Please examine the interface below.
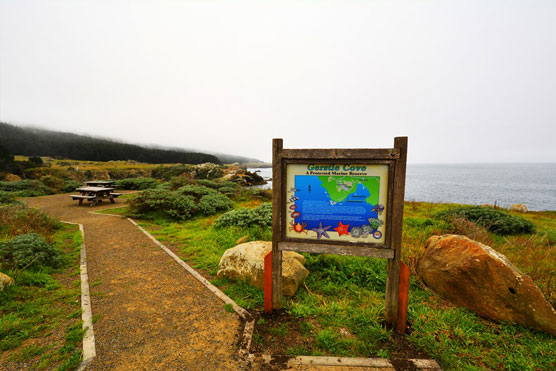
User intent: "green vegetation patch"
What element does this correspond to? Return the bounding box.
[0,233,66,271]
[115,177,159,190]
[433,206,536,235]
[0,223,84,369]
[0,204,60,240]
[214,203,272,228]
[0,180,54,197]
[128,185,233,221]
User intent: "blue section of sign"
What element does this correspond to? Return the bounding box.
[292,175,378,231]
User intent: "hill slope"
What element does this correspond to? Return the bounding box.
[0,122,226,164]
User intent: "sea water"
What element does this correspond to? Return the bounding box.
[249,163,556,211]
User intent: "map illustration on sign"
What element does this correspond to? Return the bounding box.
[285,164,389,244]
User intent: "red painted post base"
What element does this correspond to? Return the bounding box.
[264,251,273,313]
[396,261,410,334]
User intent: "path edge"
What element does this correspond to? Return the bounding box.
[61,221,96,370]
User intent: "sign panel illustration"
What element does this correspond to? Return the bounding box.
[285,163,389,244]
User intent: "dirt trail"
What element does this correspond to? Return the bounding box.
[25,195,241,370]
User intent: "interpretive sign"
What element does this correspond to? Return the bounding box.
[285,163,389,244]
[269,137,408,327]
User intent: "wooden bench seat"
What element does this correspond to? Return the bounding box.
[70,195,96,200]
[109,193,123,197]
[70,194,97,206]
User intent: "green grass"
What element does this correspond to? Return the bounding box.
[0,223,85,369]
[135,200,556,370]
[95,206,128,216]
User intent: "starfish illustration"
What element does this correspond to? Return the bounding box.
[312,222,331,240]
[334,221,350,236]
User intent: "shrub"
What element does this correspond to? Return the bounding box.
[218,186,239,197]
[177,185,218,197]
[115,177,158,190]
[62,180,82,193]
[151,165,195,180]
[128,189,197,220]
[0,191,20,205]
[197,193,234,215]
[28,156,43,166]
[0,180,54,197]
[128,186,233,220]
[195,179,220,189]
[248,188,272,201]
[0,233,65,270]
[433,206,536,235]
[40,175,64,191]
[214,203,272,228]
[167,175,195,190]
[0,204,59,238]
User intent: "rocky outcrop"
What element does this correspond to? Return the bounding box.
[0,272,14,291]
[193,163,223,180]
[417,235,556,336]
[217,241,309,297]
[223,168,266,187]
[510,204,528,213]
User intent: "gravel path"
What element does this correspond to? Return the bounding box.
[25,195,241,370]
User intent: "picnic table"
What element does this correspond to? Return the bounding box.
[85,180,116,187]
[70,186,123,206]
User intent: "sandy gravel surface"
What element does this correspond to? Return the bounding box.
[25,194,241,370]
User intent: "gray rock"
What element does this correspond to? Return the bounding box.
[217,241,308,297]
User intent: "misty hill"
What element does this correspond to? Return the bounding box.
[0,123,259,164]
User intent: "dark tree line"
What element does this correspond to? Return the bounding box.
[0,122,221,164]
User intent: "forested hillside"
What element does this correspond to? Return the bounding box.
[0,122,220,164]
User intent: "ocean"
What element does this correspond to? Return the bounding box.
[249,163,556,211]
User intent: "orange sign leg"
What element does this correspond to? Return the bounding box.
[264,251,273,313]
[396,261,410,334]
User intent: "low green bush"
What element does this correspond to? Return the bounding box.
[218,186,239,197]
[195,179,220,189]
[176,185,217,197]
[0,204,59,238]
[433,206,535,235]
[198,193,234,215]
[214,203,272,228]
[62,180,82,193]
[0,180,54,197]
[167,175,195,190]
[128,185,233,220]
[248,188,272,201]
[0,233,65,271]
[115,177,158,190]
[39,175,64,190]
[0,191,20,205]
[151,165,195,180]
[128,189,197,220]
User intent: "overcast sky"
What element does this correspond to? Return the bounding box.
[1,0,555,163]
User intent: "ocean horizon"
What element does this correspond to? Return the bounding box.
[249,162,556,211]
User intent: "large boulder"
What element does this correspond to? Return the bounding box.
[417,235,556,336]
[0,272,14,291]
[217,241,309,297]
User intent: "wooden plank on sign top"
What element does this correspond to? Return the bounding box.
[281,148,400,160]
[279,242,394,259]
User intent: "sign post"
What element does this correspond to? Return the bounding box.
[270,137,408,327]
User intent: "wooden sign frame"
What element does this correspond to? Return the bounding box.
[271,137,408,326]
